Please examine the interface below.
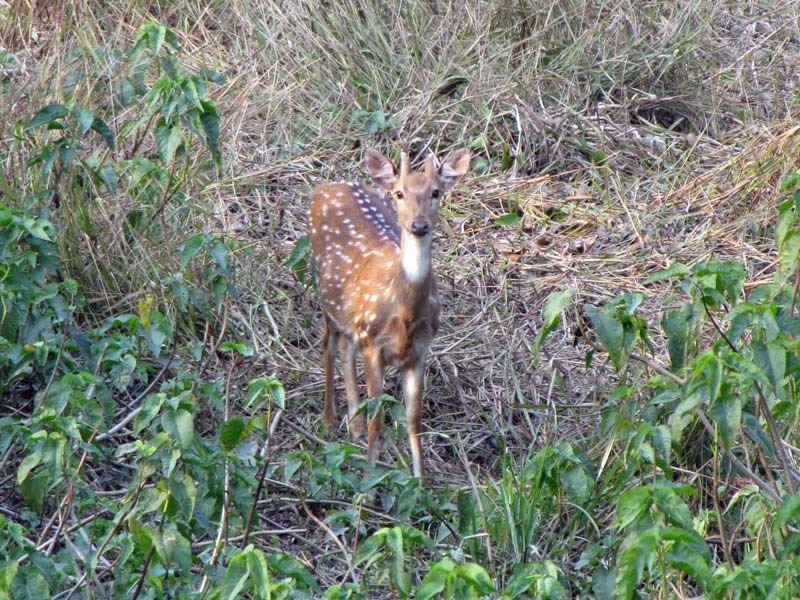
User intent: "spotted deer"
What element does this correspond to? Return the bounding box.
[308,147,470,479]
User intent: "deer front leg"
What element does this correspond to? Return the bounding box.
[362,345,385,466]
[321,319,337,432]
[338,337,365,440]
[402,360,426,479]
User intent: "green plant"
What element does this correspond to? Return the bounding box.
[575,172,800,598]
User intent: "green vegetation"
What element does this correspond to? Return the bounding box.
[3,0,800,598]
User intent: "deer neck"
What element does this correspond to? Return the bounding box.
[399,229,432,287]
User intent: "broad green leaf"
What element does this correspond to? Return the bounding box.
[180,233,205,269]
[693,260,744,305]
[208,237,228,273]
[752,338,786,396]
[592,566,616,600]
[561,465,592,503]
[171,471,197,520]
[615,529,658,600]
[162,408,194,449]
[496,211,521,225]
[457,562,495,593]
[416,559,455,600]
[135,393,166,434]
[26,104,68,130]
[777,492,800,527]
[285,234,308,268]
[17,451,42,484]
[72,106,94,135]
[246,548,271,595]
[200,100,221,163]
[533,288,576,363]
[666,542,711,589]
[386,526,409,596]
[651,425,672,466]
[654,485,695,529]
[91,117,115,150]
[585,304,625,370]
[155,119,182,164]
[20,472,48,513]
[621,292,644,315]
[220,416,247,451]
[614,486,651,530]
[644,263,689,284]
[217,552,249,600]
[0,559,18,592]
[181,78,202,109]
[267,552,320,591]
[148,23,167,56]
[99,165,118,193]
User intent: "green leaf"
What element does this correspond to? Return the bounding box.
[26,104,68,130]
[654,484,696,529]
[780,170,800,191]
[246,548,271,595]
[752,338,786,396]
[180,233,205,269]
[665,541,711,588]
[614,487,651,530]
[148,23,167,56]
[777,492,800,527]
[644,263,689,284]
[220,416,247,451]
[662,305,692,371]
[267,552,320,591]
[615,529,658,600]
[217,551,249,600]
[181,78,202,109]
[585,304,626,370]
[90,117,115,151]
[287,235,310,282]
[155,119,182,164]
[533,288,576,363]
[386,526,409,596]
[135,393,165,434]
[457,562,495,593]
[199,100,221,163]
[72,106,94,135]
[561,465,591,503]
[99,165,118,193]
[496,211,521,226]
[651,425,672,466]
[208,237,228,273]
[162,409,194,449]
[416,559,455,600]
[0,559,19,593]
[16,450,42,484]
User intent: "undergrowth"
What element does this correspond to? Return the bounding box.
[3,1,800,598]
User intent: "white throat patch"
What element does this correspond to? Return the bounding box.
[401,232,431,284]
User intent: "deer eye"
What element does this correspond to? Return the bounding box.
[393,189,404,200]
[431,188,441,200]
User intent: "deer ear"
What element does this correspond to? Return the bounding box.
[365,149,396,190]
[438,149,470,190]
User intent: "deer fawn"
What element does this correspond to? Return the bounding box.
[308,147,470,479]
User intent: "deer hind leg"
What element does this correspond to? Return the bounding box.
[362,345,385,466]
[338,335,365,440]
[321,316,338,432]
[403,361,426,479]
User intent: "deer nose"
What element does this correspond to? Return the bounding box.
[410,219,430,236]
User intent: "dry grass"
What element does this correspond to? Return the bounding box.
[4,0,800,586]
